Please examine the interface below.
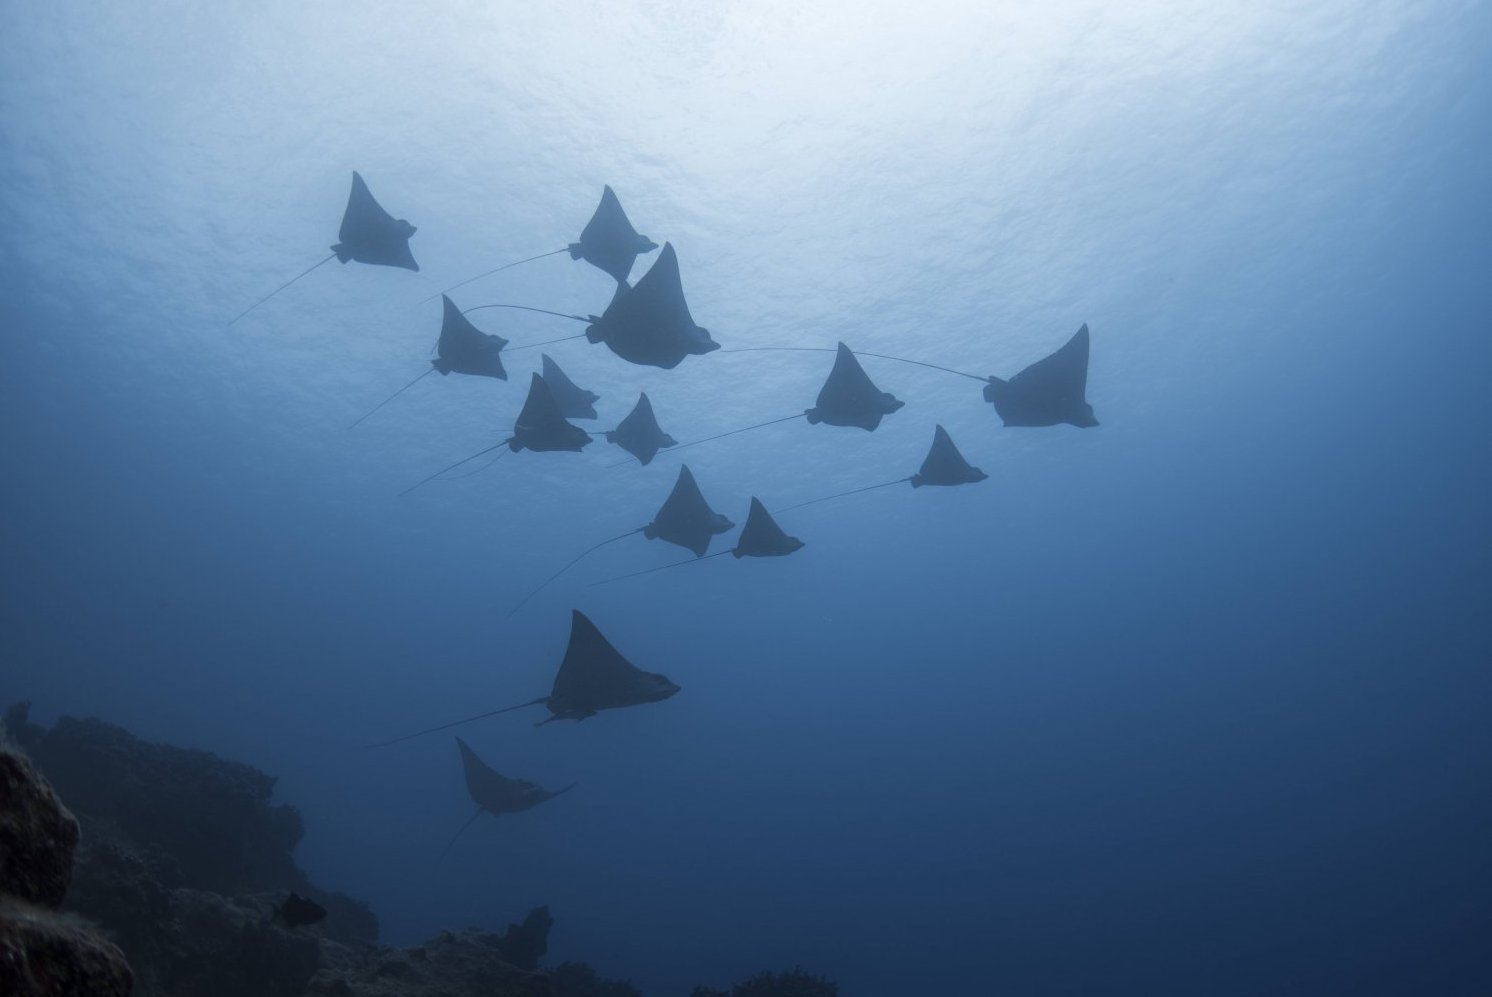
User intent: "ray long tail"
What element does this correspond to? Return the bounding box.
[462,303,589,322]
[439,449,508,480]
[369,697,550,749]
[609,413,803,467]
[437,806,485,865]
[347,367,435,429]
[506,528,645,616]
[421,248,570,303]
[399,443,509,497]
[504,333,587,353]
[775,477,913,514]
[590,550,728,586]
[227,253,336,326]
[721,347,986,382]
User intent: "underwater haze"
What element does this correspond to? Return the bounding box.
[3,1,1491,993]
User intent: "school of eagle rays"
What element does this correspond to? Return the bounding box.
[234,173,1099,855]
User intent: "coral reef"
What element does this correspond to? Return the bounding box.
[0,746,134,996]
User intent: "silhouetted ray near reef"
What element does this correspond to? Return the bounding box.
[372,610,680,746]
[440,738,577,861]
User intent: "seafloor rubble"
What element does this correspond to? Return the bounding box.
[1,704,837,996]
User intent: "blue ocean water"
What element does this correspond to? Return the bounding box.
[3,2,1490,993]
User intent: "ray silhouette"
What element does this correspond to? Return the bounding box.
[595,426,985,586]
[373,610,681,746]
[399,374,589,496]
[512,372,593,452]
[604,393,677,466]
[506,464,733,614]
[541,354,600,419]
[607,413,804,468]
[440,738,577,861]
[806,342,906,430]
[591,496,804,586]
[733,497,806,557]
[435,295,509,378]
[583,243,720,368]
[642,464,735,556]
[347,295,509,429]
[334,171,420,270]
[228,171,418,325]
[606,341,914,467]
[424,186,657,301]
[911,424,988,487]
[772,423,987,514]
[984,324,1098,428]
[569,185,659,283]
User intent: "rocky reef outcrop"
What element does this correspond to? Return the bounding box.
[0,745,134,996]
[689,968,841,997]
[3,703,838,996]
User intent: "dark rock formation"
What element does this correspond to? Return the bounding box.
[309,928,557,996]
[0,745,134,997]
[24,712,307,896]
[690,967,841,997]
[7,704,831,997]
[7,706,378,995]
[15,708,378,951]
[493,904,554,972]
[0,748,79,909]
[548,961,644,997]
[0,900,135,997]
[150,889,322,997]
